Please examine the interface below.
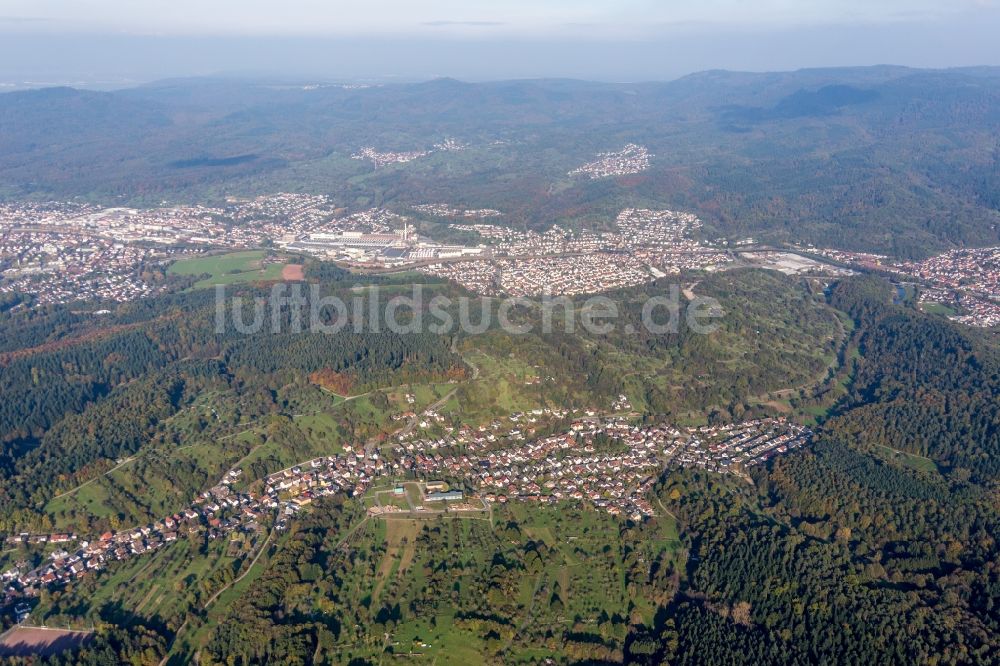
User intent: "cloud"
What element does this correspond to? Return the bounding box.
[421,20,506,27]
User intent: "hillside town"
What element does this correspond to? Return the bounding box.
[569,144,651,178]
[2,448,380,604]
[419,209,733,295]
[1,410,809,604]
[352,137,475,168]
[393,413,809,518]
[412,204,502,219]
[502,254,657,296]
[432,138,468,152]
[451,209,708,258]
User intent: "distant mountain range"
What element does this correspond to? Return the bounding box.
[2,66,1000,257]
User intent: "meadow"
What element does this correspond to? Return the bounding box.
[167,250,285,289]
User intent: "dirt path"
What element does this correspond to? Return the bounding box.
[501,574,545,654]
[49,456,135,501]
[654,496,680,522]
[681,281,701,301]
[371,520,418,603]
[202,530,274,609]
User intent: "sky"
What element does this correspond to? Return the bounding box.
[1,0,999,85]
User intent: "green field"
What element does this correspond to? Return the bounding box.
[167,250,285,288]
[877,445,941,474]
[920,301,958,317]
[439,348,563,424]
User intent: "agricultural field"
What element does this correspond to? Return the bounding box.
[41,426,259,532]
[441,341,593,426]
[577,270,847,423]
[80,490,685,664]
[196,499,685,664]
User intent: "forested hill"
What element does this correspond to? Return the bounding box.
[0,279,465,533]
[3,67,1000,256]
[2,268,999,664]
[824,278,1000,478]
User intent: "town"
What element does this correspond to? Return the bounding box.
[5,193,996,322]
[411,203,502,219]
[807,245,1000,327]
[0,194,341,305]
[426,254,657,296]
[894,246,1000,327]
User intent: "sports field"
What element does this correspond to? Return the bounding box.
[0,626,94,657]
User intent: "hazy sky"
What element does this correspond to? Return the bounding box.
[1,0,999,84]
[2,0,996,36]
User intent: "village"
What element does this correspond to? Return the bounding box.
[351,146,429,167]
[351,137,475,168]
[1,400,809,609]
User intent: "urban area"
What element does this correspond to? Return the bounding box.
[1,195,997,327]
